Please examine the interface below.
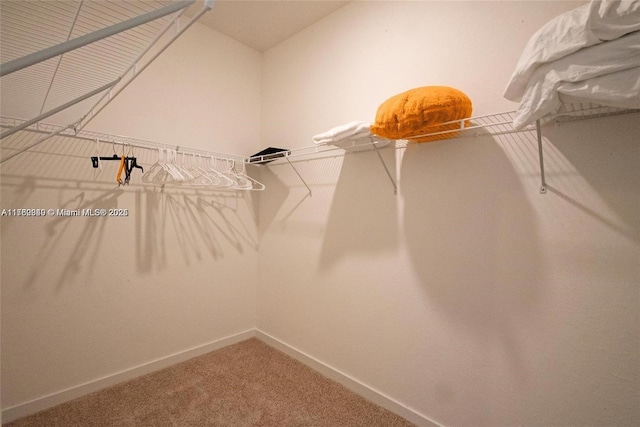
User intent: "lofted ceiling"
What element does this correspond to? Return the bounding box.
[185,0,350,52]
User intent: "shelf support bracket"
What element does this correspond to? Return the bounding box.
[372,143,398,195]
[535,119,547,194]
[285,156,312,197]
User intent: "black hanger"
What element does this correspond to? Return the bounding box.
[91,154,120,168]
[90,155,144,185]
[124,157,144,185]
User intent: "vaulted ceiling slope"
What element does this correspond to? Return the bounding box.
[186,0,350,52]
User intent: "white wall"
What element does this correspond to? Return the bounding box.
[1,21,262,417]
[259,2,639,426]
[2,2,639,426]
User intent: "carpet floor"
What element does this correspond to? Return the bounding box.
[5,338,415,426]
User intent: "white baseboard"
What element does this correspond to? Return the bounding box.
[255,329,442,427]
[1,329,256,424]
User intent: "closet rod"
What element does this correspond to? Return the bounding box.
[0,0,195,77]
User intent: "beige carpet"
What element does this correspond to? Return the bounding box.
[5,338,415,426]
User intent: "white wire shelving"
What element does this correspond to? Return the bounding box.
[0,115,244,159]
[2,2,637,195]
[247,104,640,196]
[0,115,264,191]
[0,0,213,163]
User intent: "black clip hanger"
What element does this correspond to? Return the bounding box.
[90,155,144,185]
[91,154,119,168]
[124,157,144,185]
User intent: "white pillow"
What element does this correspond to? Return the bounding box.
[511,30,640,129]
[504,0,640,102]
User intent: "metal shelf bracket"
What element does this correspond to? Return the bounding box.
[372,144,398,195]
[285,156,312,197]
[535,119,547,194]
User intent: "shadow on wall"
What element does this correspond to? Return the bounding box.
[0,136,259,293]
[1,178,258,293]
[319,148,398,271]
[19,185,124,292]
[134,188,258,273]
[254,165,291,239]
[542,115,640,244]
[401,135,545,334]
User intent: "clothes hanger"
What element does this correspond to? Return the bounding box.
[90,141,142,184]
[188,154,218,186]
[171,150,195,182]
[232,159,265,191]
[208,156,236,188]
[90,139,123,167]
[142,147,179,183]
[116,142,128,185]
[162,148,188,181]
[123,145,143,185]
[224,159,254,190]
[93,138,103,177]
[158,147,184,181]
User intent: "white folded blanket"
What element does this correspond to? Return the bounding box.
[504,0,640,103]
[312,121,372,145]
[312,121,391,152]
[511,30,640,129]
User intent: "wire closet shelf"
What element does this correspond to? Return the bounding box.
[0,115,264,192]
[247,104,640,195]
[0,0,213,162]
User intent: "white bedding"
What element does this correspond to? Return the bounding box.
[312,121,390,151]
[504,0,640,103]
[511,30,640,129]
[312,121,372,145]
[557,66,640,108]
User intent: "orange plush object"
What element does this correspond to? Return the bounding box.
[370,86,472,142]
